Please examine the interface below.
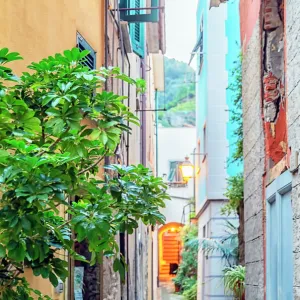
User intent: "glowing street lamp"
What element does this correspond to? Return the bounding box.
[180,157,194,182]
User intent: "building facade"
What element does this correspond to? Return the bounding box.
[157,127,196,283]
[0,0,165,299]
[240,0,300,299]
[194,0,240,299]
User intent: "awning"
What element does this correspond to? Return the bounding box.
[210,0,227,9]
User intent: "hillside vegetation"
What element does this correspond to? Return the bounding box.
[157,57,196,127]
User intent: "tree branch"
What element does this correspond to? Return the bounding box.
[57,219,72,230]
[78,151,108,175]
[37,127,71,157]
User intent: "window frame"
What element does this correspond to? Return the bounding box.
[168,160,184,183]
[266,170,293,300]
[198,14,204,75]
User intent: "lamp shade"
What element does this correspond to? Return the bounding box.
[180,157,194,181]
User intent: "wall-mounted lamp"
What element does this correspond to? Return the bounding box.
[180,157,194,182]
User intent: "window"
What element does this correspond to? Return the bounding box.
[129,0,145,57]
[119,0,145,57]
[168,161,184,183]
[266,171,293,300]
[198,15,204,74]
[120,0,159,23]
[76,32,96,69]
[202,124,207,161]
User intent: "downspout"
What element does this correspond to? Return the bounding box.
[104,0,110,167]
[153,89,158,300]
[114,2,131,298]
[101,3,109,300]
[141,58,147,166]
[135,229,138,300]
[193,147,196,212]
[125,52,131,300]
[155,89,159,176]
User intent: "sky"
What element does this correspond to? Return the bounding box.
[165,0,198,65]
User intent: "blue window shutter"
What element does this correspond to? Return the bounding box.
[129,0,145,57]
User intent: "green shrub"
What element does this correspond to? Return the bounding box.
[183,282,197,300]
[173,225,198,294]
[224,265,245,299]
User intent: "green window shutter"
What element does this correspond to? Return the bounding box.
[129,0,145,57]
[120,0,159,23]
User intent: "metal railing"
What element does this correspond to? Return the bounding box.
[181,202,195,225]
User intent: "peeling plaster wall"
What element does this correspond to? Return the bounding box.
[242,0,291,298]
[286,0,300,297]
[262,0,287,168]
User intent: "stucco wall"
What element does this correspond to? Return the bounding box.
[242,19,265,300]
[157,127,196,224]
[0,0,104,75]
[197,201,237,300]
[286,0,300,297]
[0,1,105,299]
[196,2,235,210]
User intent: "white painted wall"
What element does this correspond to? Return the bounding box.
[206,4,229,201]
[158,127,196,224]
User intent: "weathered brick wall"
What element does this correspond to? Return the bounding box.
[286,0,300,298]
[243,19,265,300]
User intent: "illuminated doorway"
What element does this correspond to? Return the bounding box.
[158,222,183,282]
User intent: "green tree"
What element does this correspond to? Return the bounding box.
[157,57,196,127]
[0,48,169,299]
[173,225,198,299]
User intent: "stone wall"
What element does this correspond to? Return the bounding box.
[286,0,300,297]
[242,19,265,300]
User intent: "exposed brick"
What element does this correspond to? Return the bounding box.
[245,237,264,263]
[246,261,264,286]
[244,185,263,221]
[244,159,265,200]
[244,210,264,242]
[245,284,265,300]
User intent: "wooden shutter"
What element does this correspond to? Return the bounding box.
[129,0,145,57]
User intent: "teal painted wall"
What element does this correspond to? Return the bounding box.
[225,0,242,177]
[196,0,242,209]
[196,0,208,206]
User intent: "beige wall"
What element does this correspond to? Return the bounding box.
[0,0,105,298]
[0,0,104,73]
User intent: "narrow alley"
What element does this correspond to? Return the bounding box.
[0,0,300,299]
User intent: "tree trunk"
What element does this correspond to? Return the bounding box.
[237,199,245,266]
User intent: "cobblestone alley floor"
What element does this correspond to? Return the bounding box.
[158,282,183,300]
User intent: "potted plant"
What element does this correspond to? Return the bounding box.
[224,265,245,300]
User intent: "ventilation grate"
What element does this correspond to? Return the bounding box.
[76,33,96,70]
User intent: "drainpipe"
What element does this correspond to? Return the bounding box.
[193,147,196,212]
[104,0,110,168]
[141,59,147,166]
[135,228,138,300]
[155,90,159,176]
[153,90,159,300]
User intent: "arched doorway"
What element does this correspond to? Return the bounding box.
[158,222,183,282]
